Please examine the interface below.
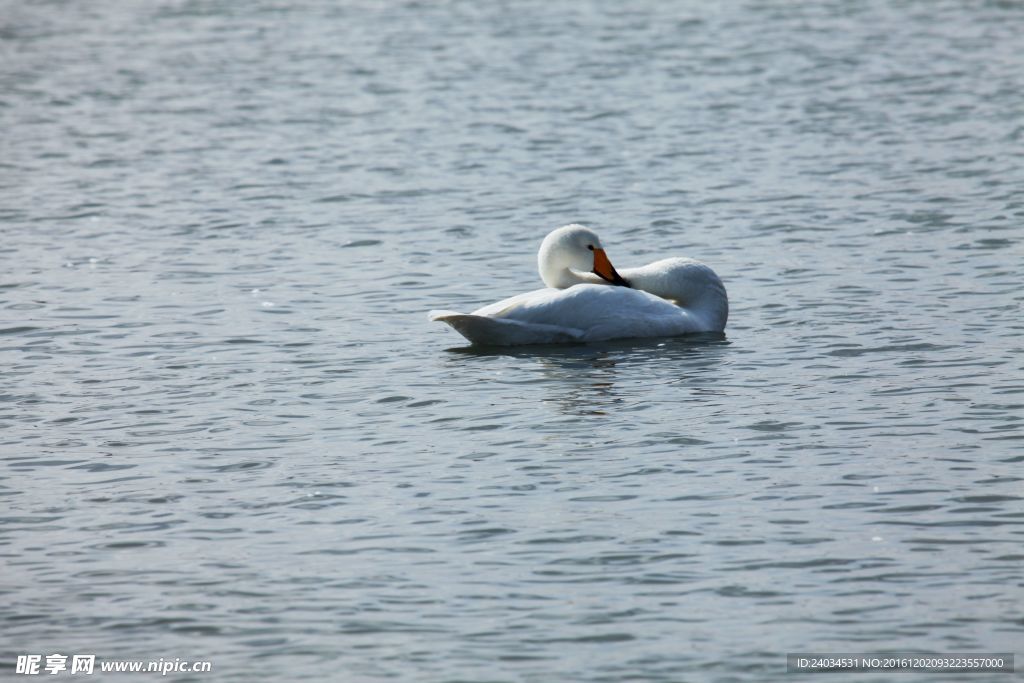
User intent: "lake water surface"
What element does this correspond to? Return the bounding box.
[2,1,1022,680]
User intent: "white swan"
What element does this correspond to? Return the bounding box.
[429,224,728,346]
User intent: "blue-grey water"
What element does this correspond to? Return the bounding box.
[2,1,1022,681]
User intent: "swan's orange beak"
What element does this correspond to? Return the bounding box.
[592,248,631,287]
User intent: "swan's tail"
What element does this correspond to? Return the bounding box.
[428,310,582,346]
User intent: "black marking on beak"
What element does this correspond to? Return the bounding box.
[593,268,632,288]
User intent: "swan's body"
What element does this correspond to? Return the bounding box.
[430,225,728,346]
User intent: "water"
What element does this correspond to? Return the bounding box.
[2,0,1022,680]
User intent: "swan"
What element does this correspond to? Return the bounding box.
[429,224,728,346]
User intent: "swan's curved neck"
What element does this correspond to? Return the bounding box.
[541,264,602,289]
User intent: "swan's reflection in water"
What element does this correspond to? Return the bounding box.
[537,353,620,416]
[445,333,729,417]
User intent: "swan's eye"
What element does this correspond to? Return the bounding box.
[587,244,595,251]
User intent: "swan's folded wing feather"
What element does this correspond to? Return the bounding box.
[429,282,710,346]
[492,285,680,329]
[429,310,583,346]
[469,289,556,318]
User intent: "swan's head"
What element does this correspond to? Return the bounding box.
[538,224,631,289]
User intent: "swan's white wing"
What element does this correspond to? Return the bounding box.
[470,288,561,318]
[478,285,706,343]
[620,258,728,331]
[431,284,712,346]
[429,288,586,345]
[428,309,583,346]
